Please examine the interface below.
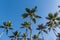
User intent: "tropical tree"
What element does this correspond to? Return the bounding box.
[46,12,60,36]
[22,6,41,40]
[36,24,47,40]
[33,34,38,40]
[8,31,21,40]
[21,21,31,40]
[0,21,13,34]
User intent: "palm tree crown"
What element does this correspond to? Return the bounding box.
[22,6,41,23]
[9,31,20,40]
[46,12,60,36]
[0,21,13,34]
[36,24,47,34]
[21,21,30,29]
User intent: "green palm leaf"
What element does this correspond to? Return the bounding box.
[48,13,53,18]
[9,28,13,30]
[22,13,28,18]
[25,8,31,13]
[34,15,41,18]
[43,30,48,34]
[32,18,36,24]
[56,17,60,21]
[0,26,4,28]
[54,12,58,17]
[8,36,14,38]
[31,6,37,13]
[46,17,51,20]
[58,5,60,8]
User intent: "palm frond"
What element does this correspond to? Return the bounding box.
[0,26,4,28]
[3,22,6,26]
[54,12,58,17]
[9,28,13,30]
[46,17,51,20]
[13,31,18,36]
[48,13,53,18]
[35,15,41,18]
[48,28,51,31]
[43,30,48,34]
[8,36,14,38]
[31,6,37,13]
[25,8,31,13]
[20,27,25,28]
[32,18,36,24]
[22,13,28,18]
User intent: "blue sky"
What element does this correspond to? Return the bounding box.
[0,0,60,40]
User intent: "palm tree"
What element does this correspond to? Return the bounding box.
[22,33,27,40]
[33,34,38,40]
[21,21,31,40]
[46,12,60,36]
[0,21,13,34]
[22,6,41,40]
[8,31,21,40]
[36,24,47,40]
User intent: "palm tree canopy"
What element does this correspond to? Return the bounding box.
[46,12,60,36]
[21,21,31,30]
[9,31,20,38]
[46,12,60,31]
[21,21,30,27]
[36,24,46,30]
[0,21,13,34]
[22,6,41,24]
[36,24,47,34]
[3,21,12,27]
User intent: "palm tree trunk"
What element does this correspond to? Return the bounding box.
[26,28,28,40]
[41,32,44,40]
[30,29,32,40]
[38,31,40,40]
[38,33,39,39]
[30,18,32,40]
[24,37,26,40]
[26,28,28,36]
